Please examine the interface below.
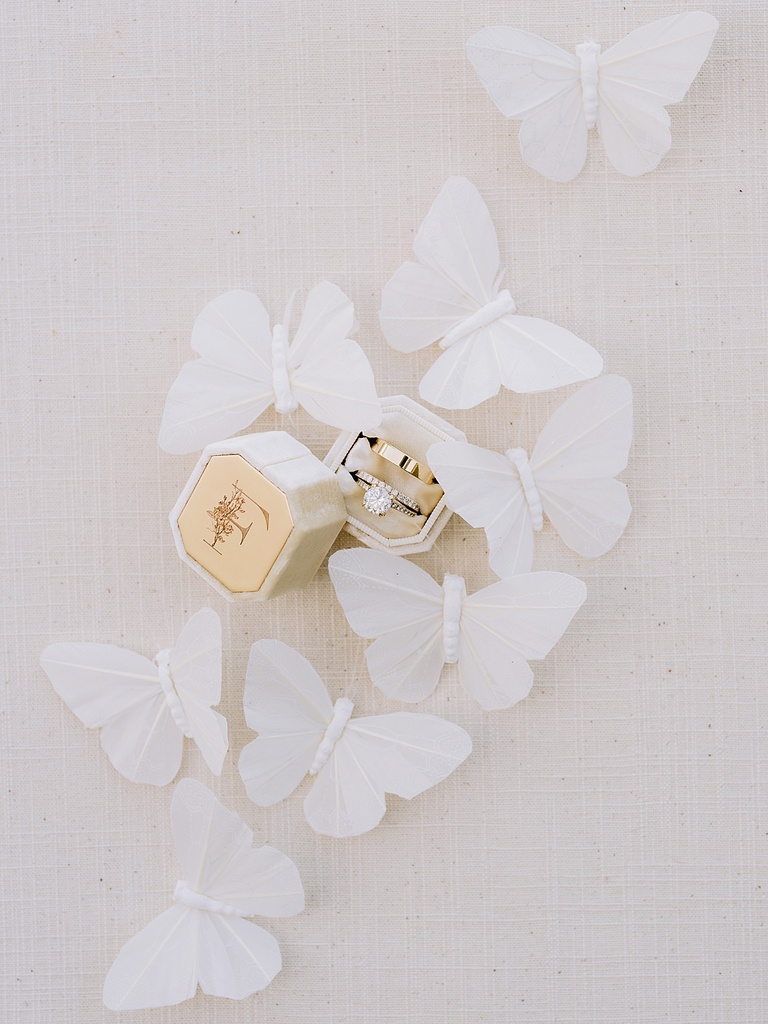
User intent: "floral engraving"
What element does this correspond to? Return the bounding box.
[205,481,269,554]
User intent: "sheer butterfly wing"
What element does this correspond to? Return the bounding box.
[466,28,588,182]
[597,12,718,176]
[427,441,534,577]
[288,282,382,431]
[531,374,633,558]
[239,639,331,806]
[418,313,603,408]
[196,915,282,1000]
[516,80,589,183]
[103,903,282,1012]
[380,176,499,355]
[459,573,587,710]
[158,289,275,454]
[103,904,200,1010]
[304,713,472,838]
[412,175,500,306]
[380,260,477,354]
[172,779,305,918]
[40,643,182,785]
[328,549,446,702]
[171,609,228,777]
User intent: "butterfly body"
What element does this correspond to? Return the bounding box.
[576,41,600,127]
[467,12,719,181]
[269,299,299,414]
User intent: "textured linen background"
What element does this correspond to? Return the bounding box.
[2,1,765,1021]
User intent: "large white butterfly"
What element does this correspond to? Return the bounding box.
[158,281,382,454]
[428,375,633,578]
[238,639,472,838]
[329,549,586,710]
[40,608,227,786]
[467,11,718,182]
[380,176,603,409]
[103,778,305,1010]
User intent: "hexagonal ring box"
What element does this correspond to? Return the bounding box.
[170,432,347,602]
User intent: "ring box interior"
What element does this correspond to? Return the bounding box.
[324,394,466,555]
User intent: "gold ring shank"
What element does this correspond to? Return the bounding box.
[370,439,436,484]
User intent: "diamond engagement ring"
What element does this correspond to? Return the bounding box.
[353,471,421,517]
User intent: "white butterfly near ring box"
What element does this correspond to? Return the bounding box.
[169,395,465,601]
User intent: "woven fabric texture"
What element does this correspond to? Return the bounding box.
[2,1,766,1021]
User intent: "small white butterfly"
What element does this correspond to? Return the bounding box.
[380,176,603,409]
[40,608,227,786]
[467,11,718,182]
[238,639,472,838]
[329,549,586,710]
[428,375,633,578]
[158,281,382,454]
[103,778,305,1010]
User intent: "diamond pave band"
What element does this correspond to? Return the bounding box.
[353,471,421,517]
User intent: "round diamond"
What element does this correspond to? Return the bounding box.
[363,485,392,516]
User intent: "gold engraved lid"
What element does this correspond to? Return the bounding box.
[177,453,294,594]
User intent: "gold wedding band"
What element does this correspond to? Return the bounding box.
[370,439,436,484]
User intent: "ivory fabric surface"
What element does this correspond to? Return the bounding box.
[2,2,766,1021]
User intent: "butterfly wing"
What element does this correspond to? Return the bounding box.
[288,281,381,431]
[328,549,446,702]
[172,778,305,918]
[466,28,588,182]
[459,573,587,709]
[427,440,534,577]
[103,904,200,1010]
[196,915,282,999]
[170,609,228,777]
[531,374,633,558]
[40,643,182,785]
[158,289,275,454]
[380,260,477,354]
[419,312,603,408]
[239,639,331,806]
[597,12,719,176]
[380,175,498,353]
[102,905,283,1009]
[304,713,472,837]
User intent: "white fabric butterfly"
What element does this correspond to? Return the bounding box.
[329,549,586,710]
[238,639,472,838]
[379,176,603,409]
[467,11,718,182]
[428,375,633,578]
[103,778,305,1010]
[158,281,382,454]
[40,608,227,786]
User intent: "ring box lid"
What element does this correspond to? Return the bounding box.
[170,432,347,602]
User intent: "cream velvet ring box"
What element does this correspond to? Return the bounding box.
[170,432,347,602]
[324,394,466,556]
[170,398,465,600]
